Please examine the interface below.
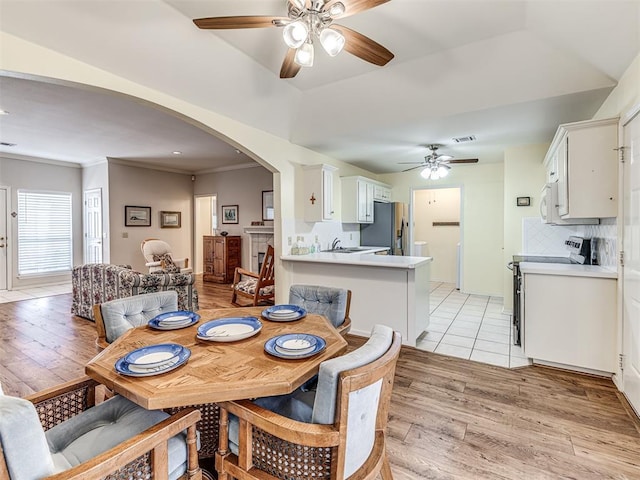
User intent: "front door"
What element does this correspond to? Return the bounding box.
[622,107,640,415]
[84,189,103,264]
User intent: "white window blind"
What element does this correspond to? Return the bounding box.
[17,190,73,276]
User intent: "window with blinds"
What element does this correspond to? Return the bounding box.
[17,190,73,276]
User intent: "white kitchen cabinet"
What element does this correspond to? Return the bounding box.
[372,183,392,202]
[303,164,338,222]
[341,176,374,223]
[523,272,617,373]
[544,117,618,219]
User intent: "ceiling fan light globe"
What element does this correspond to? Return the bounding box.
[437,165,450,177]
[283,21,309,48]
[328,2,346,16]
[420,168,432,179]
[294,42,315,67]
[319,28,345,56]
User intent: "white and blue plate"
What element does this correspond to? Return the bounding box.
[123,343,184,368]
[148,311,200,330]
[265,334,326,359]
[262,304,307,322]
[197,317,262,342]
[115,345,191,377]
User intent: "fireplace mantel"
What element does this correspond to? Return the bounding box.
[243,226,274,272]
[243,226,274,235]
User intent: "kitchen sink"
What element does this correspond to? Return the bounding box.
[321,247,371,253]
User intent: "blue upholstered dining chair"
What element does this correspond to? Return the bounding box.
[289,284,352,335]
[215,324,401,480]
[0,377,202,480]
[94,290,178,349]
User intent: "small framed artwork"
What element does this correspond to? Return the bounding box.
[160,211,181,228]
[262,190,274,221]
[222,205,239,224]
[124,205,151,226]
[516,196,531,207]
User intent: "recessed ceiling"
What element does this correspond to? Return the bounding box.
[0,0,637,174]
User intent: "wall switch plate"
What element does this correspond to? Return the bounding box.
[288,236,292,246]
[122,232,128,238]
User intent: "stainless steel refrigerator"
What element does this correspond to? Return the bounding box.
[360,202,408,255]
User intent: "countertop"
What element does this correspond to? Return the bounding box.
[282,251,433,269]
[519,262,617,279]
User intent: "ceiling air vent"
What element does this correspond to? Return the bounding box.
[0,142,16,147]
[452,135,476,143]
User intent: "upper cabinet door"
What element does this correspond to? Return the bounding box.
[303,164,338,222]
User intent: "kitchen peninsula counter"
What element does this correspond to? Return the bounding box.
[282,253,433,346]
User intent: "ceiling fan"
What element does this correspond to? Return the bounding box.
[398,144,479,179]
[193,0,394,78]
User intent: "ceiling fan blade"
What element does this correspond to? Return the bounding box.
[326,0,390,19]
[402,165,425,172]
[397,161,427,165]
[280,49,302,79]
[448,158,479,164]
[335,25,394,66]
[193,16,288,29]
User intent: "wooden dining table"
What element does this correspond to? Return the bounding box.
[84,306,348,410]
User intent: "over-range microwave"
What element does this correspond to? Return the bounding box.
[539,183,598,225]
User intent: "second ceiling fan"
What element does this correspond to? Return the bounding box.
[193,0,394,78]
[399,145,479,179]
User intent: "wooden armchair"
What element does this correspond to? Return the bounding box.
[0,376,203,480]
[230,245,275,306]
[215,325,401,480]
[289,284,352,335]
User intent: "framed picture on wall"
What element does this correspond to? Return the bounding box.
[262,190,274,221]
[222,205,239,224]
[124,206,151,226]
[160,211,181,228]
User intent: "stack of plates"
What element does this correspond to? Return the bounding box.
[264,333,326,359]
[197,317,262,342]
[115,343,191,377]
[148,311,200,330]
[262,305,307,322]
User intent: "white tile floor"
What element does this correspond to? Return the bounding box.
[0,283,72,303]
[416,282,531,369]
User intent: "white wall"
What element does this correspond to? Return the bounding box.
[108,162,193,272]
[0,156,83,288]
[194,166,273,270]
[413,187,460,283]
[502,144,548,310]
[593,53,640,120]
[381,162,504,296]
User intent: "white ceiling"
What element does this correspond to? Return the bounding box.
[0,0,638,174]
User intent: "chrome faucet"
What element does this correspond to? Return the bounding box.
[331,238,342,250]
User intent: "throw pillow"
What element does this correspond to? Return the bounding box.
[152,253,180,273]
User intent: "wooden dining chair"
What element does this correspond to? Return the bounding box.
[230,245,275,306]
[0,376,203,480]
[215,325,401,480]
[289,284,352,335]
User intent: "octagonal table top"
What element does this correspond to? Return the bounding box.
[85,306,348,410]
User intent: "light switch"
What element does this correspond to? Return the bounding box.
[122,232,128,238]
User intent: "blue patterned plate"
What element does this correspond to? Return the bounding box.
[148,311,200,330]
[197,317,262,342]
[262,304,307,322]
[115,346,191,377]
[264,334,326,359]
[123,343,184,368]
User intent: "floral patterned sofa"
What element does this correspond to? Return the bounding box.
[71,263,199,321]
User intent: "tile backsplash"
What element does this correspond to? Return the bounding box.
[522,217,617,268]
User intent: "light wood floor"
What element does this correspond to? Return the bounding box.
[1,277,639,479]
